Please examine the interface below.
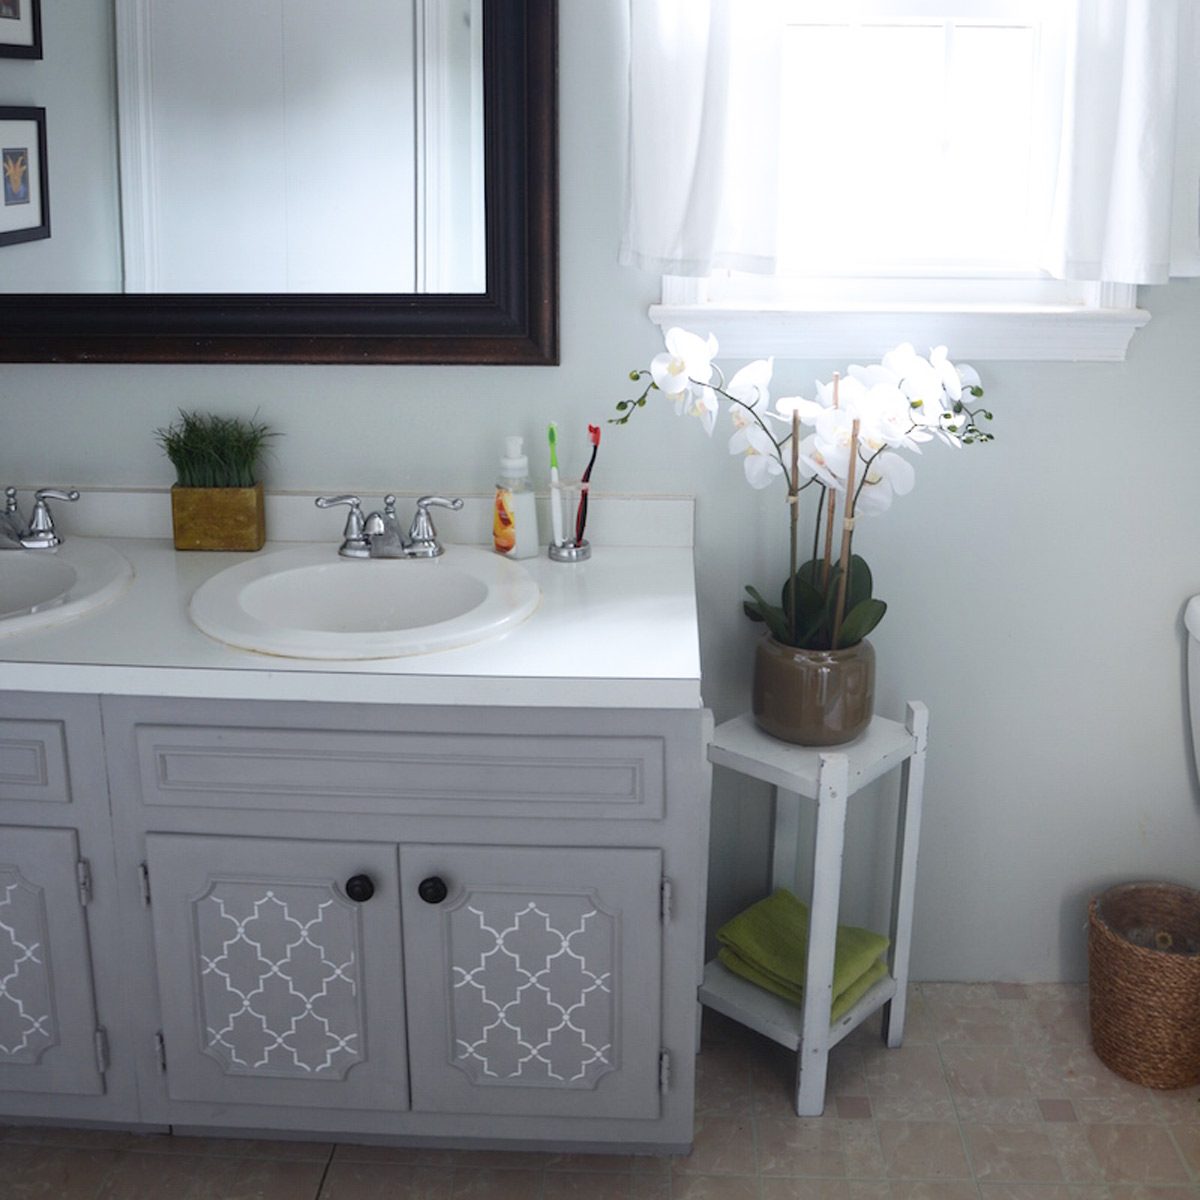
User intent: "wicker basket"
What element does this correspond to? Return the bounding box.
[1088,882,1200,1089]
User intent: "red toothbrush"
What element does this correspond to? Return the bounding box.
[575,424,601,544]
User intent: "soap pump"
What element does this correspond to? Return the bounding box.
[493,435,539,559]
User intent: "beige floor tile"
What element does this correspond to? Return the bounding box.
[1085,1124,1192,1185]
[543,1152,638,1172]
[629,1177,670,1200]
[1152,1085,1200,1123]
[1011,993,1091,1048]
[320,1160,455,1199]
[887,1184,981,1200]
[760,1179,861,1199]
[669,1173,759,1199]
[1042,1124,1106,1184]
[694,1040,755,1115]
[672,1113,757,1175]
[541,1170,634,1199]
[1106,1188,1199,1198]
[977,1187,1113,1199]
[0,1141,123,1199]
[450,1168,544,1199]
[963,1122,1065,1183]
[861,1044,956,1120]
[332,1143,460,1168]
[876,1120,972,1180]
[96,1150,328,1200]
[942,1045,1042,1123]
[756,1115,853,1178]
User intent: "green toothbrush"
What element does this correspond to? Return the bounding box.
[548,422,565,546]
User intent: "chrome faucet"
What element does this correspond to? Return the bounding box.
[315,494,464,559]
[0,487,80,549]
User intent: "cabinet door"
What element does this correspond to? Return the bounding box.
[0,826,104,1096]
[145,834,408,1112]
[401,844,662,1119]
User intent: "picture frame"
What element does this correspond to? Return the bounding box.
[0,106,48,246]
[0,0,41,59]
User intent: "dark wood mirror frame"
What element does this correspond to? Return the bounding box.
[0,0,557,366]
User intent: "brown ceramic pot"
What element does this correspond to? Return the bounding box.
[170,482,266,551]
[751,635,875,746]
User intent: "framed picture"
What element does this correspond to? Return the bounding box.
[0,0,41,59]
[0,106,48,246]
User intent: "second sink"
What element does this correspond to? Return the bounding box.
[189,544,541,659]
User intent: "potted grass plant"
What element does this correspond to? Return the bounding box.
[614,329,994,745]
[156,411,277,551]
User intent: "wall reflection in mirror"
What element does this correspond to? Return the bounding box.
[118,0,484,294]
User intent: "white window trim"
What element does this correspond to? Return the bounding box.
[650,275,1149,362]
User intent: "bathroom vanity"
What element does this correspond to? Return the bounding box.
[0,509,710,1154]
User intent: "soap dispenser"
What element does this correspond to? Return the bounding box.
[493,436,539,559]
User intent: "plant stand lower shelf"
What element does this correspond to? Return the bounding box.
[698,702,928,1116]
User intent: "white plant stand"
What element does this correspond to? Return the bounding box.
[699,702,928,1116]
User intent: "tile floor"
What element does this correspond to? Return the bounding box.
[4,983,1200,1198]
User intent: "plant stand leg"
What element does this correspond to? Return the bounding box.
[794,751,849,1116]
[882,701,929,1049]
[770,787,803,892]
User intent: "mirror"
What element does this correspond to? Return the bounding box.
[0,0,557,364]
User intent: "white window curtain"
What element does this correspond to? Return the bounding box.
[1042,0,1200,284]
[623,0,1200,286]
[620,0,783,277]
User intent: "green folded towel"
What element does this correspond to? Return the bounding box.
[716,888,890,1020]
[719,947,888,1021]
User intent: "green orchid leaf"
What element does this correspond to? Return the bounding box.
[836,598,887,648]
[745,586,791,643]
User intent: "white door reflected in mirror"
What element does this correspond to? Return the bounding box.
[115,0,485,294]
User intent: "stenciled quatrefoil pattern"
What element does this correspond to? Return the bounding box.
[195,882,362,1079]
[449,892,615,1088]
[0,871,54,1063]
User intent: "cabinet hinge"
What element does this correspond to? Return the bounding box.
[76,859,92,907]
[659,1049,671,1094]
[139,862,152,905]
[154,1031,167,1073]
[94,1027,109,1074]
[660,877,673,922]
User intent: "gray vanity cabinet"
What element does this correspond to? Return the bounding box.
[144,834,409,1113]
[401,843,663,1120]
[0,693,140,1124]
[0,826,105,1097]
[1,693,711,1151]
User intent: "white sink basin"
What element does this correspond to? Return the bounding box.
[0,540,134,635]
[189,544,541,659]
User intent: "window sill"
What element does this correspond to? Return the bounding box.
[647,299,1150,362]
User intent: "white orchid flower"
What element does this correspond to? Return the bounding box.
[775,394,825,425]
[929,345,964,401]
[956,361,982,392]
[726,358,774,411]
[799,432,847,491]
[729,423,785,489]
[855,451,916,516]
[650,327,718,401]
[677,383,719,436]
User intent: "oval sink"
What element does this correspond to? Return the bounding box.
[189,544,541,659]
[0,540,134,635]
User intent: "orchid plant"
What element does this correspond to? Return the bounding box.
[613,329,993,651]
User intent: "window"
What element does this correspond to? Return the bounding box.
[648,1,1150,361]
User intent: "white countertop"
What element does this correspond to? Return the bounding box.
[0,537,703,708]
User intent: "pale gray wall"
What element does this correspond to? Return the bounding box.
[2,3,1200,981]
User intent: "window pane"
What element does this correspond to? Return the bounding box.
[777,19,1039,275]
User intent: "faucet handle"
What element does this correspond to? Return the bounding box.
[314,494,370,558]
[407,495,464,558]
[4,486,20,515]
[22,487,80,548]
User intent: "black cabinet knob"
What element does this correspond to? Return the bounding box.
[344,874,375,903]
[418,876,448,904]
